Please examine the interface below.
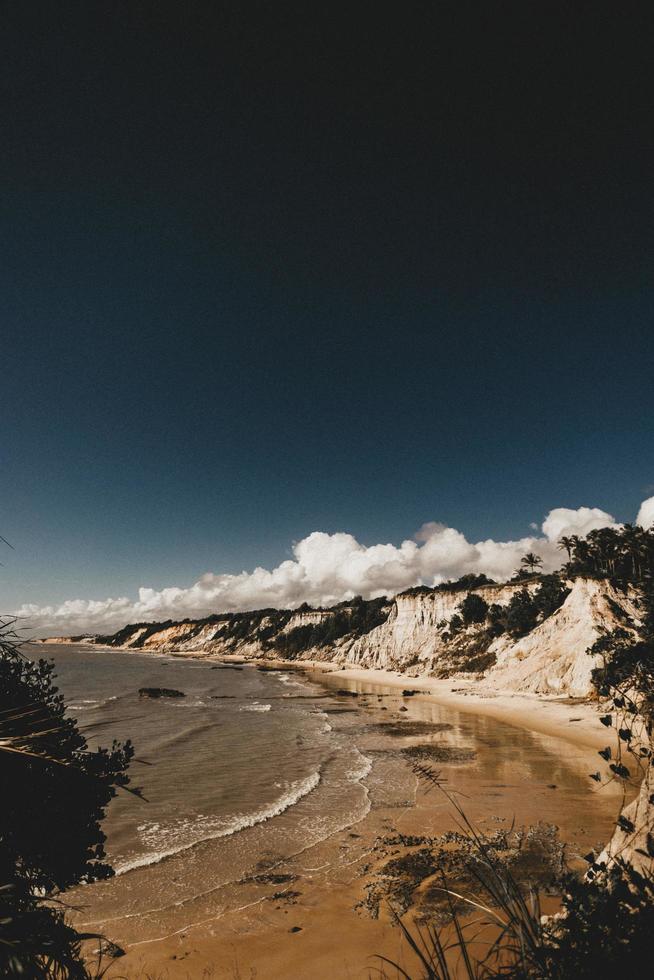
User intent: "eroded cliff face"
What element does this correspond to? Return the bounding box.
[41,577,641,699]
[343,582,533,673]
[112,617,276,658]
[281,609,334,632]
[484,578,640,697]
[37,635,96,644]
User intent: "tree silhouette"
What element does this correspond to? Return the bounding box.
[0,617,134,976]
[520,552,543,573]
[557,535,574,561]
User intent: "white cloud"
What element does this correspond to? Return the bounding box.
[13,498,644,636]
[636,495,654,529]
[541,506,617,542]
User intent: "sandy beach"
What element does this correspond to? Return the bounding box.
[325,665,611,751]
[82,661,625,980]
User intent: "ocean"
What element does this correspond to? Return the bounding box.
[23,643,620,960]
[25,645,381,871]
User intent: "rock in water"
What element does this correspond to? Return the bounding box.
[138,687,185,699]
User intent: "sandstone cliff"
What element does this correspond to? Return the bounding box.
[343,582,533,672]
[41,576,641,700]
[484,578,640,697]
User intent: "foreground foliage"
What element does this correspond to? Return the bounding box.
[0,618,134,977]
[378,766,654,979]
[378,525,654,978]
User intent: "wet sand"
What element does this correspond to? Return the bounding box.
[329,665,611,750]
[88,667,625,979]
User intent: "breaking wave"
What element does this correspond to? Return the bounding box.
[67,695,118,712]
[115,770,321,875]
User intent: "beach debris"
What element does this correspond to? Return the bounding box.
[244,872,297,885]
[359,823,565,921]
[138,687,185,699]
[402,689,420,696]
[401,744,476,764]
[270,890,301,903]
[102,941,125,959]
[374,720,453,736]
[382,834,434,846]
[336,689,359,697]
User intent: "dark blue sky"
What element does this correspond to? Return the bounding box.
[2,4,653,608]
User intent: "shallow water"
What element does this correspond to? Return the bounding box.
[26,646,372,875]
[25,645,621,952]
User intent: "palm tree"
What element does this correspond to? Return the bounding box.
[557,536,574,562]
[592,527,620,577]
[520,552,543,574]
[621,524,642,580]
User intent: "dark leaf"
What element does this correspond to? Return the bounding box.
[617,816,636,834]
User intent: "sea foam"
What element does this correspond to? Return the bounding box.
[114,769,321,875]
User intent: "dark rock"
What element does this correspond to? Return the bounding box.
[399,706,408,712]
[289,925,302,933]
[245,872,297,885]
[105,942,125,958]
[375,721,453,736]
[138,687,185,699]
[271,889,301,902]
[336,689,359,697]
[402,689,420,696]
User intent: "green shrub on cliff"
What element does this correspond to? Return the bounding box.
[458,593,489,625]
[273,596,389,656]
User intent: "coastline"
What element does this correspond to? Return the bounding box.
[43,638,608,751]
[63,649,623,979]
[309,663,609,751]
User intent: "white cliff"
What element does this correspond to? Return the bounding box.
[344,582,533,672]
[484,578,640,697]
[41,577,640,699]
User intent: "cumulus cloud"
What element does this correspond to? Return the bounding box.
[541,506,618,542]
[636,495,654,529]
[15,497,651,636]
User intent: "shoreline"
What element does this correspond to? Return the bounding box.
[219,652,608,752]
[309,663,608,751]
[40,638,609,750]
[37,643,622,978]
